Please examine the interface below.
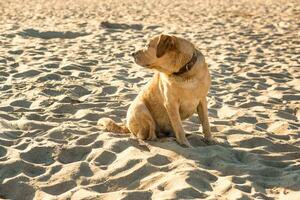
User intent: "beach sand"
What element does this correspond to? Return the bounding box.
[0,0,299,199]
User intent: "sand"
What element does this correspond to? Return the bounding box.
[0,0,299,199]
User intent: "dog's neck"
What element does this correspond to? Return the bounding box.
[173,51,197,76]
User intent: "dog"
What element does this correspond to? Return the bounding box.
[99,34,212,147]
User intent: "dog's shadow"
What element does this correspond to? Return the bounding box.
[141,131,300,198]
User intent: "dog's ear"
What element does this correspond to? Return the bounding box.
[156,34,175,58]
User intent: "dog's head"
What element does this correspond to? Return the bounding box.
[132,34,195,75]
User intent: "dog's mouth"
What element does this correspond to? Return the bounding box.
[138,62,152,68]
[133,56,152,68]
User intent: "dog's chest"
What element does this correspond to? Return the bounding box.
[178,90,200,119]
[160,73,208,119]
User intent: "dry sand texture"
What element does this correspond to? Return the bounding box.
[0,0,300,199]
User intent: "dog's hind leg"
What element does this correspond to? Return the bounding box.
[126,102,157,141]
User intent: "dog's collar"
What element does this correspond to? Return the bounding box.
[173,51,197,76]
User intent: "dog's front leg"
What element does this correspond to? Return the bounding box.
[197,97,212,142]
[164,102,191,147]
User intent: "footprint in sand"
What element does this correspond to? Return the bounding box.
[58,146,92,164]
[0,176,35,200]
[0,146,7,159]
[37,73,62,82]
[9,99,32,108]
[12,69,42,78]
[20,146,55,165]
[41,180,77,195]
[76,133,99,145]
[94,150,117,167]
[147,154,171,166]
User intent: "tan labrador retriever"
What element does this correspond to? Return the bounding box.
[99,34,212,147]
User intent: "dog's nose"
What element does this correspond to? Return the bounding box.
[131,52,136,57]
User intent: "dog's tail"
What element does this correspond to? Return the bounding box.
[98,118,130,134]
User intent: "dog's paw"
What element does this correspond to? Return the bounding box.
[147,134,157,141]
[177,138,192,148]
[203,137,214,145]
[203,137,228,146]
